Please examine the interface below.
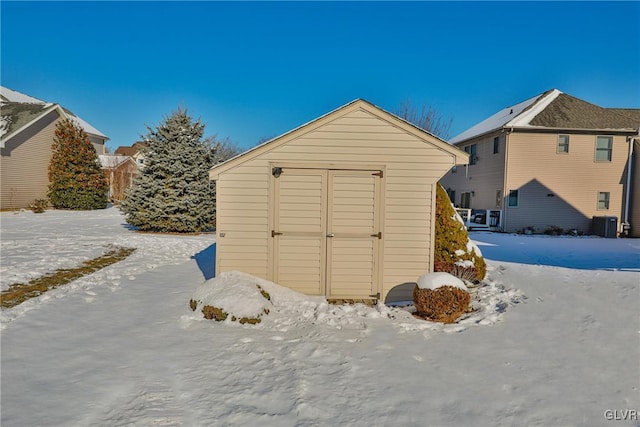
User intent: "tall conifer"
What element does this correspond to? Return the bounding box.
[120,109,215,232]
[48,119,108,209]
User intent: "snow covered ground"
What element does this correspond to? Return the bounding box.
[1,207,638,426]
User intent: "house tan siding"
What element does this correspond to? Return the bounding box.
[504,132,629,233]
[215,107,457,302]
[440,130,506,209]
[631,140,640,237]
[88,136,106,155]
[0,111,59,209]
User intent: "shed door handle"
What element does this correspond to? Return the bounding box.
[326,233,335,238]
[272,230,283,237]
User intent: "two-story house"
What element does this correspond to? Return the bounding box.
[440,89,640,236]
[1,87,109,209]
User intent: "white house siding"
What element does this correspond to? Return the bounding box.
[504,132,629,234]
[214,107,458,302]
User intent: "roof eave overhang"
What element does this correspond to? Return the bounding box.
[451,125,640,146]
[506,125,640,135]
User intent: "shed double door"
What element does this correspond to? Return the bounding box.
[272,168,381,300]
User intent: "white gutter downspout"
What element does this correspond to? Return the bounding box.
[502,127,513,232]
[622,132,638,236]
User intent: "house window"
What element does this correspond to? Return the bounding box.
[597,192,610,210]
[595,136,613,161]
[557,135,570,153]
[464,144,477,165]
[508,190,519,207]
[495,189,502,208]
[493,137,499,154]
[460,192,471,209]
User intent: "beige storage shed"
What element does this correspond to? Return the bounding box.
[209,99,468,303]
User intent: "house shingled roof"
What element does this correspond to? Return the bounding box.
[114,146,137,157]
[608,108,640,125]
[0,86,108,141]
[0,102,55,139]
[529,93,640,130]
[450,89,640,145]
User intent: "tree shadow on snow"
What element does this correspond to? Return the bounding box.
[192,243,216,280]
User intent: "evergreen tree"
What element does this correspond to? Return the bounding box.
[48,118,108,210]
[434,183,486,282]
[120,109,215,232]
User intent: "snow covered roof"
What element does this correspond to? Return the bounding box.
[0,86,108,142]
[450,90,560,144]
[98,155,135,169]
[450,89,640,144]
[0,86,46,104]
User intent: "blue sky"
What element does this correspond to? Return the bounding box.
[2,1,639,151]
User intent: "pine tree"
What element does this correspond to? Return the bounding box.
[434,183,486,282]
[120,109,215,233]
[48,119,108,210]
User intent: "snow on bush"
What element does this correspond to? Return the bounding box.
[417,272,467,291]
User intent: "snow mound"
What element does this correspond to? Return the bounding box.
[184,270,524,334]
[190,271,274,322]
[417,272,467,291]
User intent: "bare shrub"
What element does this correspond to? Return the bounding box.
[413,285,471,323]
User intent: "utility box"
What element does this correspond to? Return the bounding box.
[592,216,618,238]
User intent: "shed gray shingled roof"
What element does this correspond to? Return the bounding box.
[529,93,639,130]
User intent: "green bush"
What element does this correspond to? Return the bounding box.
[434,183,486,282]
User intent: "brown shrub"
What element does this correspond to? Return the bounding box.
[202,305,228,321]
[413,285,471,323]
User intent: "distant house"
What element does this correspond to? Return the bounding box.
[439,89,640,236]
[0,86,109,209]
[98,155,138,202]
[115,142,147,169]
[210,99,468,303]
